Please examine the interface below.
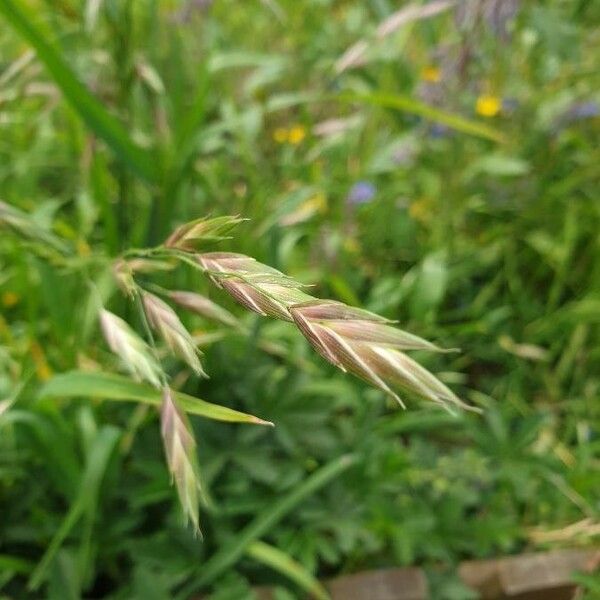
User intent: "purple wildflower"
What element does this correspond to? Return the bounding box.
[502,98,519,113]
[347,182,376,205]
[563,101,600,122]
[553,101,600,133]
[173,0,213,23]
[429,123,452,139]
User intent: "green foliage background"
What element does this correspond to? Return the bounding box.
[0,0,599,598]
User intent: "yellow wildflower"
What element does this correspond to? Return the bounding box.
[476,94,501,117]
[420,65,441,83]
[76,239,91,257]
[2,291,19,307]
[0,315,11,343]
[273,127,288,143]
[31,341,52,381]
[287,125,306,145]
[343,237,361,255]
[279,192,327,226]
[409,197,433,223]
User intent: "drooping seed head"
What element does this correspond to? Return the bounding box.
[193,249,475,413]
[141,292,207,377]
[289,300,476,413]
[99,309,163,388]
[160,386,202,533]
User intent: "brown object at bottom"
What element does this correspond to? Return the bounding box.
[201,548,599,599]
[459,548,600,600]
[326,567,428,600]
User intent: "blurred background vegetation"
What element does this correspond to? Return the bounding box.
[0,0,599,598]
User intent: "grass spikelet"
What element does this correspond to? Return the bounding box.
[113,258,176,297]
[165,215,245,251]
[99,309,163,388]
[197,252,314,321]
[141,291,207,377]
[169,290,240,328]
[289,300,478,413]
[160,386,202,533]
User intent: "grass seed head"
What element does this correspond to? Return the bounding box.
[112,259,136,297]
[161,386,202,533]
[99,308,163,387]
[195,252,475,412]
[164,215,245,251]
[142,292,207,377]
[169,290,240,328]
[289,300,477,413]
[197,252,314,321]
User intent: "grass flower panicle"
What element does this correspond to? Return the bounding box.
[193,245,476,413]
[97,217,478,537]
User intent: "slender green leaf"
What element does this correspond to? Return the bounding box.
[39,371,273,426]
[0,0,159,183]
[247,540,331,600]
[0,555,34,575]
[337,92,506,143]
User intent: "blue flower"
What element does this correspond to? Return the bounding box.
[428,123,452,139]
[553,101,600,133]
[502,98,519,113]
[347,182,376,205]
[563,101,600,123]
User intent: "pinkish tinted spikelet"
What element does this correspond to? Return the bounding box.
[169,290,240,328]
[99,309,163,387]
[194,248,475,412]
[142,292,207,377]
[161,387,202,532]
[165,216,244,251]
[197,252,314,322]
[289,301,477,412]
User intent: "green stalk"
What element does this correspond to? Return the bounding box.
[0,0,160,184]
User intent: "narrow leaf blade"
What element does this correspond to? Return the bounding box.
[0,0,159,182]
[337,92,506,143]
[247,540,331,600]
[39,371,273,426]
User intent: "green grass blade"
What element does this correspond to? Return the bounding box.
[28,426,121,591]
[0,555,34,576]
[0,0,159,183]
[247,540,331,600]
[179,454,357,596]
[337,92,506,143]
[39,371,273,426]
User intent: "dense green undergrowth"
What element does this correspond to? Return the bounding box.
[0,0,599,598]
